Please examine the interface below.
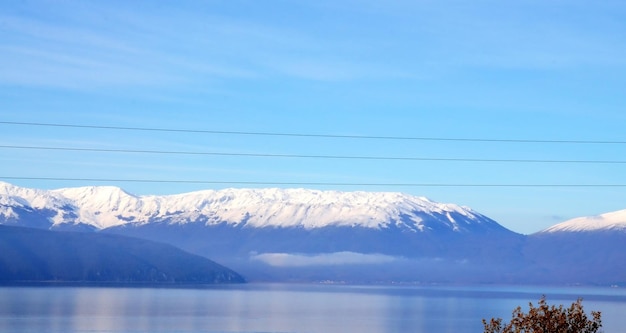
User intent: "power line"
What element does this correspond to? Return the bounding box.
[2,144,625,164]
[1,121,625,144]
[2,176,625,187]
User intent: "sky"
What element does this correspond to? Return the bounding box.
[1,0,625,234]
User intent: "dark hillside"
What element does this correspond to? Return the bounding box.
[0,225,245,284]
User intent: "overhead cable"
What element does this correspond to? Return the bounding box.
[1,144,625,164]
[2,176,625,187]
[1,121,624,144]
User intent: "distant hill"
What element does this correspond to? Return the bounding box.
[523,211,626,285]
[0,225,245,284]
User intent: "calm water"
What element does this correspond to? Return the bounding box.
[1,284,625,333]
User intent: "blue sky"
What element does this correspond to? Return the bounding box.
[1,0,625,234]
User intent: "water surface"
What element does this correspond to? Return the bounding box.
[0,284,624,333]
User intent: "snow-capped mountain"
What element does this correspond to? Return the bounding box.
[538,209,626,233]
[4,182,624,284]
[0,182,526,283]
[0,181,503,233]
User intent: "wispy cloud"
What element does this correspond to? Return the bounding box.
[0,6,264,89]
[3,0,625,92]
[250,251,400,267]
[547,215,570,222]
[1,1,426,91]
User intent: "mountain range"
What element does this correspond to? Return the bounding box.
[1,182,624,285]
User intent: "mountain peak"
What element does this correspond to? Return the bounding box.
[53,185,136,202]
[539,209,626,233]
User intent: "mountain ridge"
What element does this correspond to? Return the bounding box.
[0,182,504,233]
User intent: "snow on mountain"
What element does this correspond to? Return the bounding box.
[1,182,496,232]
[0,182,67,208]
[51,186,150,229]
[539,209,626,233]
[0,182,75,225]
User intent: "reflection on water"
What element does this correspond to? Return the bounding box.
[0,284,625,333]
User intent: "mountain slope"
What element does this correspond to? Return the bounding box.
[0,225,245,284]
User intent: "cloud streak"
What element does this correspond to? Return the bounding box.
[250,251,400,267]
[4,0,623,94]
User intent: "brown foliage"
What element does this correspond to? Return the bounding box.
[482,296,602,333]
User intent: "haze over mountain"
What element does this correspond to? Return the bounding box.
[1,182,623,285]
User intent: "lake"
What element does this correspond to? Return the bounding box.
[0,284,625,333]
